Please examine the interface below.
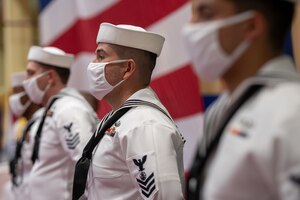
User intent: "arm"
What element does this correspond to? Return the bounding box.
[121,123,184,200]
[56,105,96,161]
[276,115,300,199]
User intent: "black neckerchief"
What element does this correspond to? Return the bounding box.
[186,84,264,200]
[9,117,37,186]
[72,99,172,200]
[31,96,60,164]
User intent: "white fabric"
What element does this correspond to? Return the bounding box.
[182,11,254,81]
[11,72,26,87]
[86,60,127,100]
[28,88,99,200]
[9,92,31,117]
[3,182,15,200]
[27,46,74,69]
[22,71,51,104]
[203,56,300,200]
[87,87,185,200]
[97,23,165,56]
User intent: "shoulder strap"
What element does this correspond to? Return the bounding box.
[72,104,133,200]
[187,84,264,200]
[31,96,60,164]
[9,117,37,186]
[84,106,132,159]
[72,99,172,200]
[125,99,172,121]
[16,118,37,159]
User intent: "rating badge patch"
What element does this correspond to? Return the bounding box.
[131,154,158,199]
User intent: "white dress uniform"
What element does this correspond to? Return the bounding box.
[28,88,98,200]
[203,56,300,200]
[87,87,185,200]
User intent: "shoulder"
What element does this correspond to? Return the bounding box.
[254,82,300,109]
[55,94,91,113]
[51,94,97,124]
[239,82,300,117]
[236,82,300,138]
[117,105,177,137]
[32,107,45,119]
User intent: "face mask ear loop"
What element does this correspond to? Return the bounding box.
[33,70,50,81]
[113,79,125,89]
[107,59,130,65]
[17,91,31,108]
[23,99,31,110]
[42,69,54,93]
[103,59,129,87]
[43,82,52,93]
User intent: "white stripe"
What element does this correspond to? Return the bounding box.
[148,3,192,79]
[175,113,204,170]
[40,0,120,45]
[67,53,94,92]
[75,0,121,19]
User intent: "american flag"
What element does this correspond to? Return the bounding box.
[38,0,205,170]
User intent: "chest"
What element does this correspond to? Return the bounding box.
[38,113,63,161]
[92,134,128,176]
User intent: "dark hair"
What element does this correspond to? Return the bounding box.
[229,0,294,51]
[110,44,157,84]
[113,45,157,68]
[37,62,70,84]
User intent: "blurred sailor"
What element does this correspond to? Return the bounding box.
[23,46,98,200]
[182,0,300,199]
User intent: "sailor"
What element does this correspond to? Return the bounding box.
[182,0,300,199]
[23,46,98,200]
[72,23,185,200]
[4,72,43,200]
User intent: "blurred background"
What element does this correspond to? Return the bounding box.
[0,0,297,197]
[0,0,38,158]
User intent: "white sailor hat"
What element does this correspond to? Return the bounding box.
[11,72,26,87]
[27,46,74,69]
[97,23,165,56]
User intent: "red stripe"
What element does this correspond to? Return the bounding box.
[48,0,188,54]
[97,65,203,120]
[151,65,203,119]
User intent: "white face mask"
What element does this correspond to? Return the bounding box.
[9,91,31,117]
[22,71,51,104]
[87,60,127,100]
[182,11,254,81]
